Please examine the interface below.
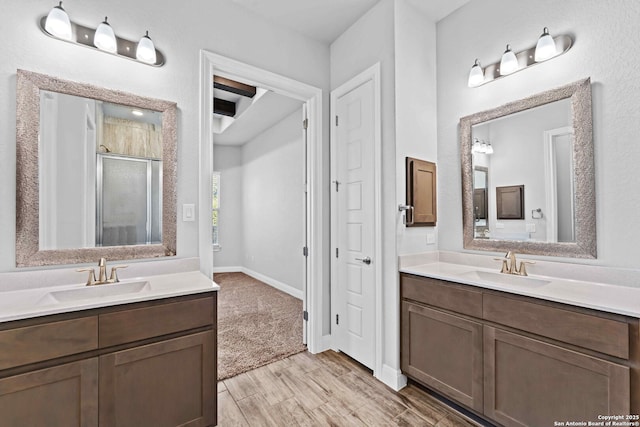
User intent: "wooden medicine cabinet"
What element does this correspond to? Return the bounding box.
[405,157,437,226]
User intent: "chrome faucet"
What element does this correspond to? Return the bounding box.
[77,258,128,286]
[495,251,535,276]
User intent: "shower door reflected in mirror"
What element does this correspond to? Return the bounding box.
[97,155,162,247]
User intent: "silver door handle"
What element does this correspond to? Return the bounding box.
[355,256,372,265]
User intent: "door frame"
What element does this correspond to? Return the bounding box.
[330,63,383,376]
[198,50,325,353]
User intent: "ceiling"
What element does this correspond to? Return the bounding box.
[231,0,470,44]
[213,90,303,146]
[216,0,470,146]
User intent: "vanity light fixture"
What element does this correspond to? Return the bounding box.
[534,27,557,62]
[468,59,484,87]
[39,3,165,66]
[94,17,117,53]
[472,138,493,154]
[499,44,519,75]
[467,27,572,87]
[44,2,72,40]
[136,31,157,65]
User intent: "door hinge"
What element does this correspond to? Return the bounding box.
[303,310,309,321]
[335,115,339,126]
[303,246,309,257]
[335,248,339,258]
[303,118,309,130]
[336,314,339,325]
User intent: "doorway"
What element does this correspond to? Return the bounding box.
[199,50,324,354]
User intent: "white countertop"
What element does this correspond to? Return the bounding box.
[400,261,640,318]
[0,270,219,323]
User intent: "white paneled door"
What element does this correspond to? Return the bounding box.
[334,78,376,370]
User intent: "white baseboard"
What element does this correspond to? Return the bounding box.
[213,265,303,299]
[377,364,408,391]
[234,267,303,300]
[212,266,242,274]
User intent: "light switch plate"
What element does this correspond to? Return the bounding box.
[526,223,536,233]
[426,233,436,245]
[495,223,505,229]
[183,204,195,222]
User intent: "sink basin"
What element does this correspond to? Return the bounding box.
[49,281,151,303]
[458,270,551,287]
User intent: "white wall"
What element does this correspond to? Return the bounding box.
[241,109,305,291]
[0,0,329,272]
[437,0,640,268]
[212,145,243,268]
[394,1,439,254]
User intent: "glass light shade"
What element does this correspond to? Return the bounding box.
[535,27,557,62]
[45,2,72,40]
[136,31,157,64]
[94,17,117,53]
[484,141,494,155]
[499,44,518,75]
[468,59,484,87]
[472,138,482,153]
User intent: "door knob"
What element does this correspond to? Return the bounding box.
[355,256,372,265]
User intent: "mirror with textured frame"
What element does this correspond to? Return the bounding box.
[460,78,596,258]
[16,70,177,267]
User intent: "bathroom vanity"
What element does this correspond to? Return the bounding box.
[400,259,640,427]
[0,270,218,427]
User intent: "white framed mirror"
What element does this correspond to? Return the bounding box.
[460,78,596,258]
[16,70,177,267]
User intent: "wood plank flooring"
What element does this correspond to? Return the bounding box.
[218,350,480,426]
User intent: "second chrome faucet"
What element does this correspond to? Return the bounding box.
[77,258,128,286]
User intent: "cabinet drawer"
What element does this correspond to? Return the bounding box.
[401,274,482,318]
[99,296,214,347]
[0,317,98,370]
[483,294,629,359]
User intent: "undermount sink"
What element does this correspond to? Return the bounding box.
[458,270,551,287]
[48,280,151,303]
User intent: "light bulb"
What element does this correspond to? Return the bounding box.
[136,31,157,64]
[468,59,484,87]
[535,27,557,62]
[499,44,518,75]
[44,1,72,40]
[94,17,117,53]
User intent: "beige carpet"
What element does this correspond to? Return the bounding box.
[215,272,306,380]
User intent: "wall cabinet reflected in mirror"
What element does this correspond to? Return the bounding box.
[16,70,177,267]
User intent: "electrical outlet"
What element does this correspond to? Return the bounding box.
[526,223,536,233]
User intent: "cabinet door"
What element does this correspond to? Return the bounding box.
[0,358,98,427]
[484,326,630,427]
[405,157,437,226]
[401,301,483,412]
[100,331,215,427]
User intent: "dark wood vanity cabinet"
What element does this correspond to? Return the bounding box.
[0,292,217,427]
[400,273,639,427]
